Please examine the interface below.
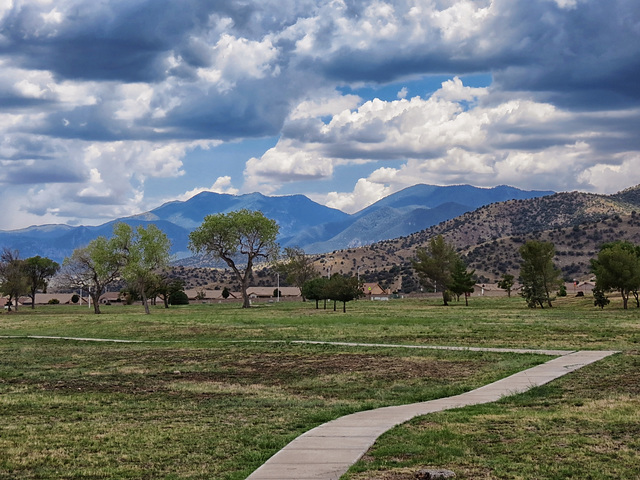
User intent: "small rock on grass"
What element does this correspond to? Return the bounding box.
[415,469,456,479]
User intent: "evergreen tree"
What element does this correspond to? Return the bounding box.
[497,273,515,297]
[449,259,475,306]
[519,240,562,308]
[592,285,610,309]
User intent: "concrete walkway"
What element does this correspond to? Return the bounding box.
[246,349,618,480]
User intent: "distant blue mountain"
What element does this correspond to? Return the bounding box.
[0,184,553,263]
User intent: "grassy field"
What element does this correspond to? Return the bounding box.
[0,295,638,479]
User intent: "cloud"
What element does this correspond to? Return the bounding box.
[266,75,640,210]
[176,176,239,201]
[243,138,335,193]
[321,178,395,214]
[1,0,640,228]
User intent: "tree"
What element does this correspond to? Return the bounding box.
[519,240,562,308]
[169,289,189,305]
[302,277,330,309]
[277,247,319,301]
[591,241,640,310]
[59,236,124,314]
[326,275,362,313]
[412,235,459,306]
[23,256,60,309]
[113,223,172,314]
[154,274,184,309]
[593,285,610,309]
[449,259,475,306]
[189,210,279,308]
[497,273,515,297]
[222,286,230,299]
[0,248,28,311]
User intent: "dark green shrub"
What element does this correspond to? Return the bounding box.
[169,290,189,305]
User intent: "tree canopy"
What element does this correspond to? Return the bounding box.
[114,223,172,314]
[449,258,475,306]
[277,246,319,301]
[59,234,125,314]
[519,240,562,308]
[0,248,27,311]
[302,277,330,309]
[412,235,459,305]
[497,273,515,297]
[189,209,279,308]
[23,256,60,309]
[591,241,640,310]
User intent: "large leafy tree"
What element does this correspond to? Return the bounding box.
[412,235,459,305]
[591,241,640,310]
[23,256,60,309]
[59,236,125,314]
[277,246,319,301]
[519,240,562,308]
[113,223,172,314]
[0,248,28,311]
[189,209,279,308]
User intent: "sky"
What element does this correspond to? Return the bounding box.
[1,0,640,230]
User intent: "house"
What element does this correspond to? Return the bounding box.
[100,292,123,305]
[15,293,88,306]
[571,281,595,294]
[247,286,301,299]
[184,289,238,302]
[361,283,389,297]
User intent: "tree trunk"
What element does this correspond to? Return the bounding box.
[241,278,251,308]
[142,289,150,315]
[343,301,346,313]
[622,289,629,310]
[441,291,448,306]
[92,293,101,314]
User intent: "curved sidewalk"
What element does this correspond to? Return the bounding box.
[246,349,618,480]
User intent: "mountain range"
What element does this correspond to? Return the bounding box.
[320,184,640,289]
[0,184,553,263]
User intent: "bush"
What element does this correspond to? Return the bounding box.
[169,290,189,305]
[71,294,80,304]
[47,298,60,304]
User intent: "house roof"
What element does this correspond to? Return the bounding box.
[362,283,388,295]
[184,289,237,300]
[246,286,301,297]
[16,293,86,305]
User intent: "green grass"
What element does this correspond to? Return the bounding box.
[0,296,638,479]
